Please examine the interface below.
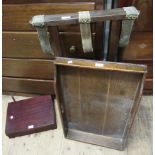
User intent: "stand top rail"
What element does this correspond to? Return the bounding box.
[30,7,139,27]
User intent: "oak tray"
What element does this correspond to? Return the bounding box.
[5,95,56,138]
[54,57,147,150]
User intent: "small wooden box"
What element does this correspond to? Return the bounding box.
[54,57,147,150]
[5,95,56,138]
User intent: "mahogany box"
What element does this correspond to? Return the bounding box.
[5,95,56,138]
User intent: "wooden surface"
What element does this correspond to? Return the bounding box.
[121,59,152,79]
[132,0,153,32]
[55,57,146,150]
[120,32,153,60]
[5,95,56,138]
[2,0,104,95]
[3,3,95,31]
[2,0,102,4]
[117,0,153,94]
[31,8,126,27]
[2,77,54,94]
[3,58,54,79]
[144,79,153,90]
[2,95,152,154]
[54,57,147,73]
[2,32,53,59]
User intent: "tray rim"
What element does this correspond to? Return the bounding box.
[54,57,147,73]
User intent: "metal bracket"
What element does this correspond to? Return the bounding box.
[30,15,54,55]
[119,7,140,47]
[78,11,93,53]
[123,6,140,19]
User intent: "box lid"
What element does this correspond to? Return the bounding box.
[5,95,56,138]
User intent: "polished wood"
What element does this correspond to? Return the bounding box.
[36,8,126,27]
[59,32,95,59]
[108,0,122,61]
[5,95,56,138]
[3,77,55,94]
[54,57,146,150]
[132,0,153,32]
[3,58,54,79]
[120,32,153,60]
[144,79,153,90]
[2,32,53,59]
[3,91,40,97]
[117,0,153,94]
[2,31,96,59]
[49,27,62,57]
[3,0,102,4]
[2,95,153,154]
[108,20,121,61]
[54,57,147,73]
[3,3,95,31]
[121,59,153,79]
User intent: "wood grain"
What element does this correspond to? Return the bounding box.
[2,32,97,59]
[5,95,56,138]
[133,0,153,32]
[144,79,153,90]
[108,0,122,61]
[3,58,54,79]
[55,57,146,150]
[3,3,95,31]
[2,32,53,59]
[36,8,126,27]
[60,32,96,59]
[54,57,147,73]
[121,59,152,79]
[120,32,153,60]
[2,77,55,94]
[2,0,102,4]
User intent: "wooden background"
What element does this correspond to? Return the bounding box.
[2,0,153,95]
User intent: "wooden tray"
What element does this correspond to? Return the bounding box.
[5,95,56,138]
[54,57,147,150]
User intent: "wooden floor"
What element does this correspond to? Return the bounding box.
[2,95,152,155]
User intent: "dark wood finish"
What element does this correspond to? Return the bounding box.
[49,27,63,57]
[54,57,147,73]
[3,0,102,4]
[2,0,104,95]
[35,8,126,27]
[5,95,56,138]
[120,32,153,60]
[3,91,41,97]
[60,32,96,59]
[113,0,153,94]
[3,77,55,94]
[3,3,95,31]
[54,57,146,150]
[2,31,96,59]
[2,0,106,95]
[118,0,134,7]
[3,58,54,79]
[121,59,153,79]
[108,0,122,61]
[132,0,153,32]
[144,79,153,90]
[2,32,53,59]
[108,20,121,61]
[143,89,153,95]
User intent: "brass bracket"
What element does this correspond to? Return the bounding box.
[78,11,93,53]
[119,7,140,47]
[30,15,54,55]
